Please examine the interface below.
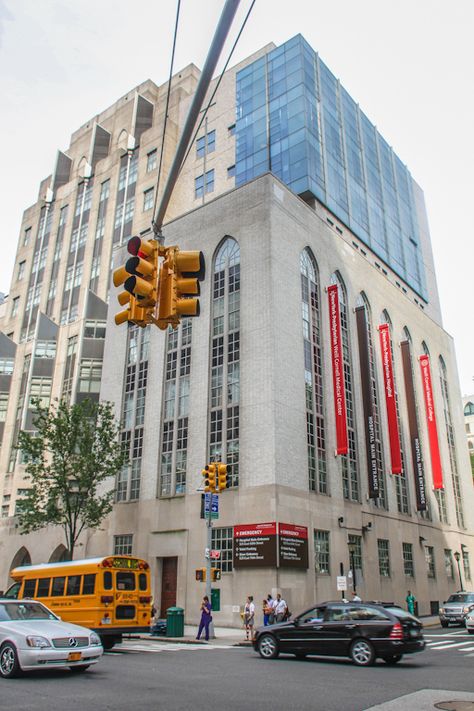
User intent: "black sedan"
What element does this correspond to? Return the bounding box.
[253,601,425,666]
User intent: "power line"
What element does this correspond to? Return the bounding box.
[152,0,181,228]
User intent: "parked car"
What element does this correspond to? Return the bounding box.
[0,599,103,678]
[464,609,474,634]
[439,592,474,627]
[253,601,425,666]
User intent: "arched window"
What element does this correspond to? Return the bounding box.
[330,273,359,501]
[356,293,386,508]
[10,547,31,571]
[49,544,69,563]
[439,356,464,528]
[300,249,326,493]
[464,402,474,416]
[209,237,240,486]
[379,311,409,514]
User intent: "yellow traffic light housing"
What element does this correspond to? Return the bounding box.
[202,466,211,493]
[195,568,206,582]
[217,463,229,492]
[113,236,158,327]
[156,247,205,329]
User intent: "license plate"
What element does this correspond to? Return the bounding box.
[68,652,82,662]
[410,629,420,637]
[101,617,112,624]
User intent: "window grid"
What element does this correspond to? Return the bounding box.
[402,542,414,577]
[377,539,390,577]
[439,358,464,528]
[444,549,454,579]
[314,530,330,574]
[425,545,436,578]
[348,534,362,573]
[114,534,133,555]
[301,250,326,494]
[211,527,233,573]
[463,550,471,581]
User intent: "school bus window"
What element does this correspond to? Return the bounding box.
[66,575,81,595]
[139,573,147,591]
[51,576,65,596]
[103,571,112,590]
[36,578,51,597]
[117,572,135,590]
[82,574,96,595]
[23,579,37,597]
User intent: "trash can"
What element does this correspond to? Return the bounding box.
[166,606,184,637]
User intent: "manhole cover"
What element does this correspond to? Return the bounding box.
[435,702,474,711]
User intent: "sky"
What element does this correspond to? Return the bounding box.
[0,0,473,394]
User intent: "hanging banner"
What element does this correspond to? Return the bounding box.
[419,354,444,490]
[327,284,348,455]
[400,341,427,510]
[378,324,402,474]
[355,306,379,498]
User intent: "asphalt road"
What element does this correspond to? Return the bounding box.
[1,628,474,711]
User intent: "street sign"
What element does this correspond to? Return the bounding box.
[204,492,219,519]
[336,575,347,591]
[210,550,220,560]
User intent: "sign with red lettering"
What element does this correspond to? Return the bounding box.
[278,523,309,568]
[327,284,348,455]
[419,354,443,489]
[233,523,277,568]
[378,324,402,474]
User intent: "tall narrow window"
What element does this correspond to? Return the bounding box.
[117,325,149,502]
[439,356,464,528]
[356,293,386,508]
[331,273,359,501]
[300,250,326,493]
[159,320,192,497]
[209,238,240,487]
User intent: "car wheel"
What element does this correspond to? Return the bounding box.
[69,665,91,674]
[382,655,402,665]
[0,643,21,679]
[440,621,448,628]
[257,634,279,659]
[350,638,375,667]
[101,637,116,650]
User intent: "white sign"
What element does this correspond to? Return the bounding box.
[336,575,347,591]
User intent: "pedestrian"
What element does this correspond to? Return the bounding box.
[262,597,273,626]
[243,595,255,640]
[406,590,416,615]
[274,593,288,623]
[196,595,212,641]
[266,594,275,624]
[351,591,361,603]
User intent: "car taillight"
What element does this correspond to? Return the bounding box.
[389,623,403,639]
[139,596,151,603]
[101,595,114,604]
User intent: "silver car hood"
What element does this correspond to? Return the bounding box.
[0,619,92,638]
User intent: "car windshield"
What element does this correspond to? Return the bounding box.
[447,594,474,603]
[0,602,58,622]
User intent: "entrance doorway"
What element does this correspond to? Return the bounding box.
[160,557,178,617]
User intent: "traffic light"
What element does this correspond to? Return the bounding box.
[202,466,211,493]
[206,463,217,493]
[195,568,206,582]
[217,463,229,492]
[211,568,221,582]
[156,247,205,329]
[113,236,158,326]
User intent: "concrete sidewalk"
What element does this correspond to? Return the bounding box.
[139,615,441,646]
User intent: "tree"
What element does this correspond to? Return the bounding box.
[16,398,127,560]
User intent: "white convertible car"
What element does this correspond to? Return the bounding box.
[0,599,103,678]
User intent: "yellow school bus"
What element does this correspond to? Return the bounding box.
[6,556,152,649]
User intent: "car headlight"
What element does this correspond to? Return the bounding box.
[463,606,474,614]
[90,632,102,646]
[26,635,52,648]
[439,608,445,614]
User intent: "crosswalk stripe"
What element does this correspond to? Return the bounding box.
[427,640,451,647]
[432,641,474,650]
[458,646,474,652]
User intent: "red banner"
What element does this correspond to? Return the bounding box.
[419,355,443,489]
[378,324,402,474]
[327,285,348,455]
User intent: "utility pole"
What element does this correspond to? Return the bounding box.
[206,493,214,638]
[153,0,241,236]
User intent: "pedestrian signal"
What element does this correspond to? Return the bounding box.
[195,568,206,582]
[211,568,221,582]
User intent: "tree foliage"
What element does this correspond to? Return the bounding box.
[16,398,127,560]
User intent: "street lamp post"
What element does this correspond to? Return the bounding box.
[348,541,357,595]
[454,551,464,592]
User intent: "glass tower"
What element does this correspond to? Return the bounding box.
[235,35,427,299]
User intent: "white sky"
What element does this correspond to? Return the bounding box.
[0,0,473,394]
